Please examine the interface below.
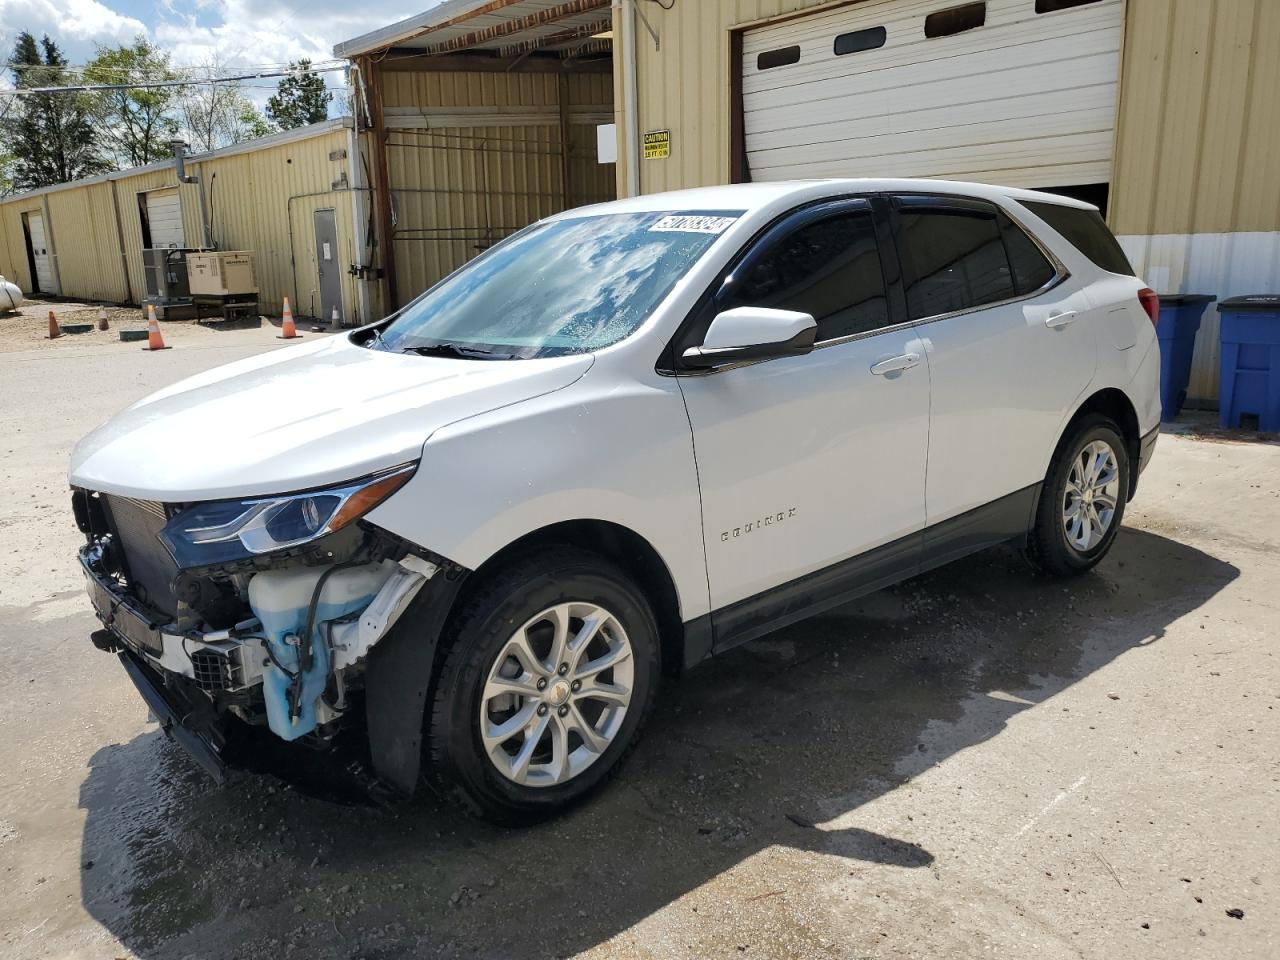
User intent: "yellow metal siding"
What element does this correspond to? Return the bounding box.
[379,69,615,299]
[1110,0,1280,235]
[45,184,130,302]
[0,202,45,294]
[615,0,1279,237]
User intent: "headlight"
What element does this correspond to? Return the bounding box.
[159,464,416,567]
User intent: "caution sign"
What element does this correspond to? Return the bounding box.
[643,129,671,160]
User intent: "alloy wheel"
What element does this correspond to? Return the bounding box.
[1062,439,1121,552]
[479,602,634,787]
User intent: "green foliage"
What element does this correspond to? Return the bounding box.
[266,60,332,130]
[84,37,181,166]
[8,32,111,189]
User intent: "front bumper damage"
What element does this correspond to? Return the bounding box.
[79,522,467,795]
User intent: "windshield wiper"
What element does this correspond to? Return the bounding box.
[401,341,520,361]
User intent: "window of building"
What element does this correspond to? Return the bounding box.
[1035,0,1103,13]
[757,45,801,70]
[721,209,889,342]
[1021,200,1133,276]
[924,2,986,38]
[897,203,1015,319]
[834,26,887,56]
[998,212,1057,295]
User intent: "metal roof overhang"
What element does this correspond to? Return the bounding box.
[333,0,612,62]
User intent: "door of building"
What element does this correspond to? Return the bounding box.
[23,211,55,294]
[313,208,343,325]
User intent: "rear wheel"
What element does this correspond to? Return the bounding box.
[1028,415,1130,576]
[426,547,660,824]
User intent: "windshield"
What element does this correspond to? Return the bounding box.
[375,211,741,359]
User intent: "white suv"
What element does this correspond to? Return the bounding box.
[70,179,1161,822]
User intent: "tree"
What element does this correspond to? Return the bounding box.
[266,60,331,130]
[8,32,111,188]
[177,57,275,152]
[84,37,181,167]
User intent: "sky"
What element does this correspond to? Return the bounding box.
[0,0,445,104]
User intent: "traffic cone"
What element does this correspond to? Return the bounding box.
[143,304,170,351]
[97,307,109,331]
[47,310,61,339]
[277,297,301,339]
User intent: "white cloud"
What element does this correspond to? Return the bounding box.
[1,0,148,59]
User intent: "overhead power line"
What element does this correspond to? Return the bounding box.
[0,64,348,97]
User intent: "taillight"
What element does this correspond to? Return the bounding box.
[1138,287,1160,327]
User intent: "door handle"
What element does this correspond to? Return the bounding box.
[1045,311,1078,329]
[870,352,921,376]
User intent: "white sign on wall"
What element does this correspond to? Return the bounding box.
[596,123,618,165]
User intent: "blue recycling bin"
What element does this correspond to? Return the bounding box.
[1218,295,1280,431]
[1156,294,1215,421]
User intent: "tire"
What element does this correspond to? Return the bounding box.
[1027,415,1131,577]
[426,546,660,824]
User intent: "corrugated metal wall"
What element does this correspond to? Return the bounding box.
[0,124,365,320]
[1110,0,1280,237]
[380,69,615,299]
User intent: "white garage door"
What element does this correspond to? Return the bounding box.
[145,189,185,248]
[742,0,1123,187]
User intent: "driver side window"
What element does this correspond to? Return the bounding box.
[719,208,889,342]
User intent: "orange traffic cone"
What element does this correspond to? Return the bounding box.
[97,307,109,331]
[143,304,170,351]
[47,310,61,339]
[277,297,301,339]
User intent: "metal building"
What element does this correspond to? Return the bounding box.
[606,0,1279,403]
[333,0,617,311]
[0,120,368,323]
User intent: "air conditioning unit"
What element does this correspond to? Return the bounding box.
[186,251,259,297]
[142,247,195,301]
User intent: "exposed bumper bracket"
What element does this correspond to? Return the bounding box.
[118,650,227,784]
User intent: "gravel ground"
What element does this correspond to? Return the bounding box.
[0,333,1276,960]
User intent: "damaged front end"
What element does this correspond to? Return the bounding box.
[73,465,466,795]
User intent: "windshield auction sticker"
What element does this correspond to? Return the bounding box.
[650,215,738,235]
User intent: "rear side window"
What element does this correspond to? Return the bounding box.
[998,212,1057,295]
[896,203,1014,319]
[1021,200,1133,276]
[720,208,888,342]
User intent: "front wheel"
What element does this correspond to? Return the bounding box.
[426,547,660,824]
[1028,415,1131,577]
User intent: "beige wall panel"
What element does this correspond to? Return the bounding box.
[382,70,617,301]
[45,184,130,302]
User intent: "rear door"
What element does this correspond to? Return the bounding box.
[25,212,55,293]
[890,194,1096,533]
[145,189,184,248]
[675,198,930,647]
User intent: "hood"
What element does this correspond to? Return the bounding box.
[70,335,594,501]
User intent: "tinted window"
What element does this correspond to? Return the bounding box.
[925,2,986,38]
[721,209,888,342]
[999,212,1057,295]
[897,204,1014,319]
[834,26,887,55]
[757,45,801,70]
[1022,200,1134,275]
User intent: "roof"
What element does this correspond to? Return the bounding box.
[0,119,352,207]
[334,0,611,60]
[550,179,1099,219]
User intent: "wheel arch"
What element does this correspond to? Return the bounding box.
[462,519,688,678]
[1062,387,1142,499]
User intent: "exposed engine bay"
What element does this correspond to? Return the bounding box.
[72,482,464,793]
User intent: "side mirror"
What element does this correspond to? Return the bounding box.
[681,307,817,370]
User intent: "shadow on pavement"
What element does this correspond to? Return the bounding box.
[77,528,1236,958]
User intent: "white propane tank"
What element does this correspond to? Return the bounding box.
[0,276,22,312]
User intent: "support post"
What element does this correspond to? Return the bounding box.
[367,59,400,311]
[558,71,573,209]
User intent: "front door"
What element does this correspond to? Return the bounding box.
[313,208,343,325]
[675,199,930,649]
